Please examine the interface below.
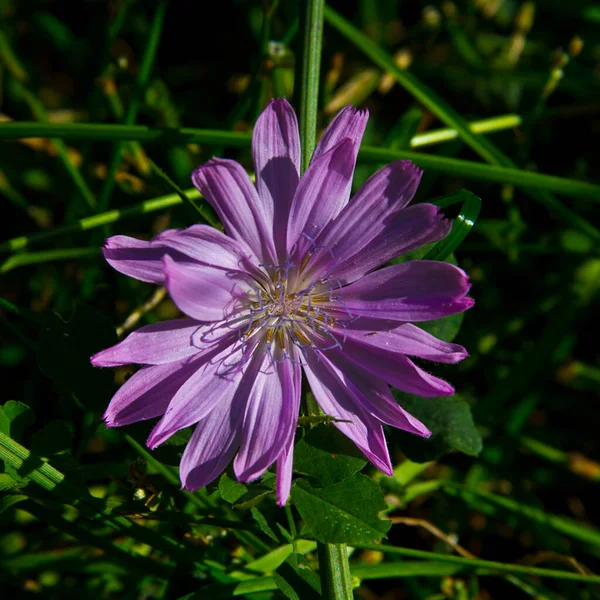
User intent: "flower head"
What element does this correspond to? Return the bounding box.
[92,100,473,505]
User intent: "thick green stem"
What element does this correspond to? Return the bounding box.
[298,0,325,173]
[318,543,354,600]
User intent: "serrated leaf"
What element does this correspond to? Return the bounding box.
[251,507,279,542]
[294,426,366,485]
[0,401,35,439]
[0,494,28,514]
[218,473,248,504]
[291,475,390,544]
[37,305,118,411]
[396,393,482,462]
[30,420,74,456]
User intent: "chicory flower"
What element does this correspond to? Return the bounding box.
[92,100,472,505]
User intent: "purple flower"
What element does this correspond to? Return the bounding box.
[92,100,473,505]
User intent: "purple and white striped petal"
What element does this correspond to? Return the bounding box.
[102,225,255,284]
[335,321,467,364]
[286,139,356,259]
[192,158,277,264]
[330,261,473,322]
[303,350,393,475]
[338,336,455,397]
[233,346,301,482]
[252,99,301,259]
[103,357,202,427]
[276,434,295,506]
[321,349,431,436]
[179,394,245,492]
[328,204,451,285]
[311,106,369,216]
[147,337,250,448]
[163,255,249,322]
[300,160,425,282]
[91,319,204,367]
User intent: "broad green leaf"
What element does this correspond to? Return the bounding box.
[291,475,390,544]
[0,472,25,492]
[293,426,366,485]
[395,393,482,462]
[0,400,35,439]
[0,493,28,514]
[30,420,74,456]
[37,305,118,411]
[218,473,248,504]
[419,312,465,343]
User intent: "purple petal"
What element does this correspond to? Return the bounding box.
[322,349,431,436]
[337,321,467,364]
[303,350,393,475]
[300,161,425,282]
[147,337,249,448]
[253,99,301,259]
[103,357,201,427]
[336,335,455,397]
[163,255,249,322]
[329,204,451,285]
[91,319,204,367]
[287,139,356,259]
[179,393,244,492]
[311,106,369,215]
[192,158,277,264]
[276,434,295,506]
[233,347,301,482]
[103,225,256,284]
[330,261,473,322]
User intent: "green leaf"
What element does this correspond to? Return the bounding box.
[291,475,390,544]
[419,312,464,343]
[37,305,118,411]
[0,401,35,439]
[218,473,248,504]
[0,472,25,492]
[30,420,74,456]
[396,393,482,462]
[274,555,322,600]
[251,507,279,542]
[0,493,28,514]
[293,426,366,485]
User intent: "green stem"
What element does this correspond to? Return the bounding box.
[298,0,325,173]
[318,543,354,600]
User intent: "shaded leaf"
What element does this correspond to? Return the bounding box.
[419,312,464,343]
[396,393,482,462]
[0,472,26,492]
[0,494,28,514]
[294,426,366,485]
[274,554,322,600]
[30,420,74,456]
[37,305,118,411]
[0,401,35,439]
[251,507,279,542]
[291,475,390,544]
[218,472,248,504]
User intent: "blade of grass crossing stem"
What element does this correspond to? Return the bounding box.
[1,123,598,201]
[424,190,482,260]
[324,6,599,243]
[298,0,324,174]
[97,0,168,211]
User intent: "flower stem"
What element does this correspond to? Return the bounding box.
[317,543,354,600]
[298,0,324,173]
